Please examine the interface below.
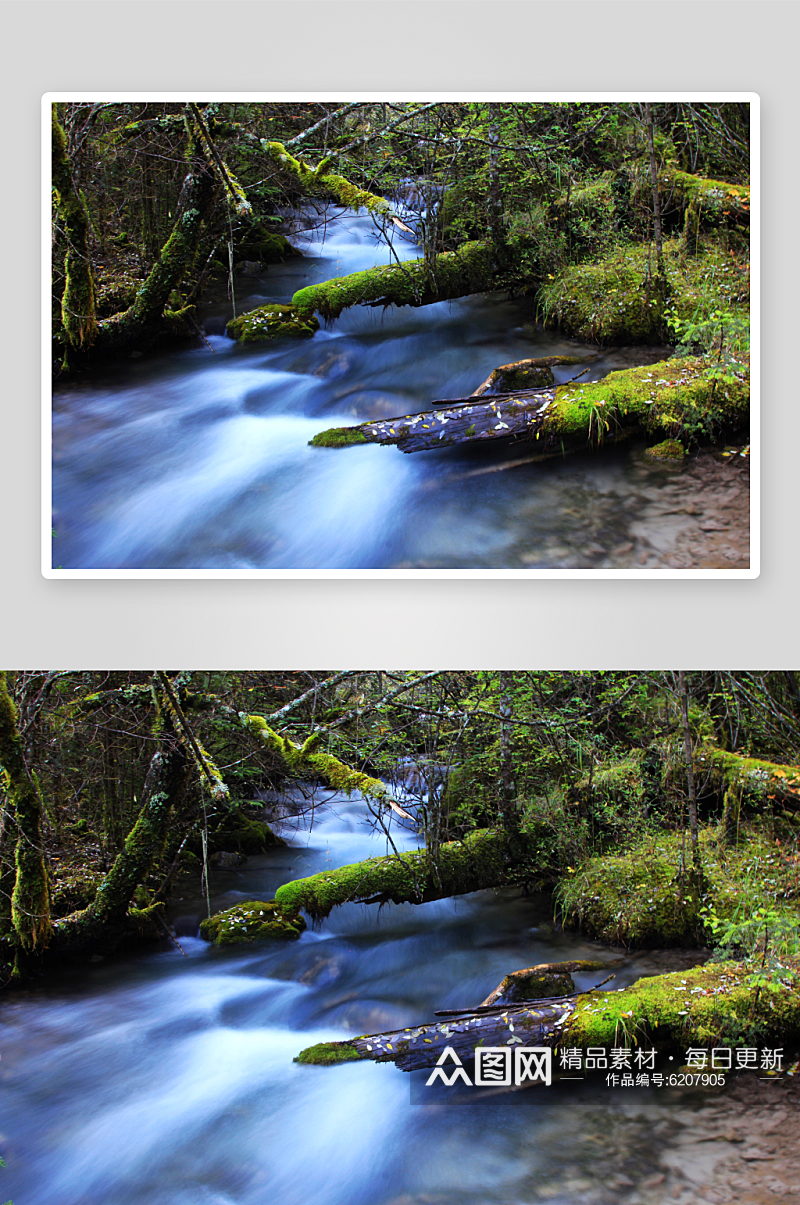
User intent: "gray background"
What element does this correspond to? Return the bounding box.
[3,0,792,668]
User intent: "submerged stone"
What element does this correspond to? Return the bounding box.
[645,439,687,462]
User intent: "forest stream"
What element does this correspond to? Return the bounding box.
[51,211,749,572]
[0,789,793,1205]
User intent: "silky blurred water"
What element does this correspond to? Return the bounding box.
[51,211,744,571]
[0,790,736,1204]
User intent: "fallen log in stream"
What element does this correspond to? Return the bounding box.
[296,953,800,1071]
[296,960,612,1069]
[310,356,581,454]
[309,354,750,459]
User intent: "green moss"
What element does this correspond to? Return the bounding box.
[274,827,513,921]
[206,815,285,856]
[667,169,750,217]
[702,748,800,791]
[234,232,299,264]
[292,241,496,323]
[95,274,142,319]
[226,303,319,343]
[645,439,686,461]
[263,142,392,218]
[52,112,98,350]
[0,675,52,950]
[295,1041,363,1065]
[557,827,800,950]
[199,900,306,946]
[243,715,397,812]
[309,427,368,448]
[546,355,748,448]
[537,236,748,345]
[566,956,800,1052]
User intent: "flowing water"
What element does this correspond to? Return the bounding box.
[0,790,782,1205]
[51,211,749,571]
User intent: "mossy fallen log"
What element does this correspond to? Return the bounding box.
[292,240,496,322]
[478,959,608,1008]
[295,957,800,1070]
[310,355,749,456]
[664,169,750,222]
[699,748,800,809]
[274,827,519,921]
[310,356,578,452]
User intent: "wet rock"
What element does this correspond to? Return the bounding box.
[209,850,246,869]
[199,899,306,946]
[233,260,264,277]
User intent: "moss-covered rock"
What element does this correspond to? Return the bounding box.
[95,273,143,319]
[208,816,285,856]
[537,237,748,345]
[645,439,686,461]
[234,231,300,265]
[226,303,319,342]
[199,900,306,946]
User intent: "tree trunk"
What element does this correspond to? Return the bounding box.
[51,110,98,353]
[677,670,702,881]
[0,674,52,951]
[644,102,666,287]
[291,240,496,323]
[51,734,190,952]
[498,671,517,829]
[487,104,504,249]
[274,827,520,921]
[96,116,216,352]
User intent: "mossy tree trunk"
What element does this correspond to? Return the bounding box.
[291,240,496,324]
[678,670,703,885]
[310,356,749,457]
[51,111,98,354]
[0,674,52,952]
[274,827,522,921]
[51,707,191,953]
[96,113,217,352]
[644,102,667,300]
